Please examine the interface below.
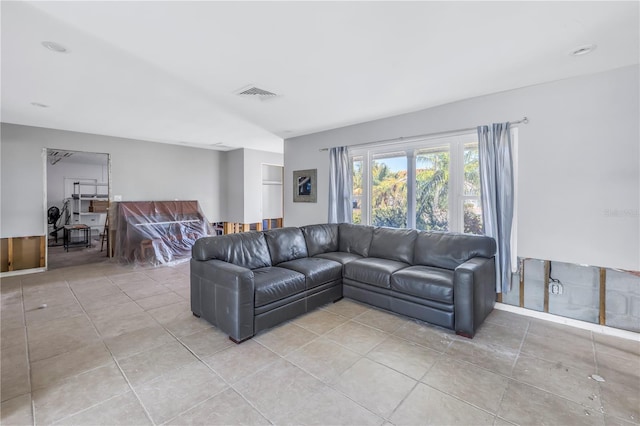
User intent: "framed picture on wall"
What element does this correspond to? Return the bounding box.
[293,169,317,203]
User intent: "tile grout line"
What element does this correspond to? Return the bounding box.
[497,321,609,417]
[288,308,431,423]
[57,267,205,424]
[494,318,531,422]
[590,329,606,416]
[161,335,279,425]
[140,285,280,425]
[272,348,385,423]
[20,276,37,426]
[97,268,223,424]
[64,272,157,426]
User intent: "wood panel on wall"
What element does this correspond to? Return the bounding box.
[1,235,45,272]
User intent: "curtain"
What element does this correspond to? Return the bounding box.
[328,146,352,223]
[478,123,514,293]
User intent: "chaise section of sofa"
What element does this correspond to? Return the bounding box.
[191,223,497,343]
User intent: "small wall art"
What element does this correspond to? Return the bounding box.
[293,169,317,203]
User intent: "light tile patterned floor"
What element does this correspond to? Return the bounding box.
[1,260,639,425]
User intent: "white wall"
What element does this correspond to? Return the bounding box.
[284,65,640,271]
[46,159,108,209]
[1,123,224,238]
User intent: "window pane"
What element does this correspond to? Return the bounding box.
[463,142,483,234]
[371,153,407,228]
[464,143,480,196]
[352,157,363,224]
[415,147,449,231]
[463,199,483,235]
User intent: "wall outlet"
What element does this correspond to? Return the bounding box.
[549,282,564,295]
[113,195,122,201]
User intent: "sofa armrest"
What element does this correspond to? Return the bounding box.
[190,259,255,342]
[453,257,496,338]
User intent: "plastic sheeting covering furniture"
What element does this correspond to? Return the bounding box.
[114,200,213,266]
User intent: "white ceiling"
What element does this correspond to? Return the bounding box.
[2,1,638,154]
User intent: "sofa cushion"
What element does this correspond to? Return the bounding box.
[301,224,339,256]
[391,265,454,304]
[338,223,374,257]
[369,227,417,264]
[192,233,271,270]
[253,267,306,307]
[314,252,363,265]
[344,257,410,289]
[265,227,309,265]
[413,231,497,269]
[278,257,342,289]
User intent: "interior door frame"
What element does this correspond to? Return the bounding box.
[43,148,112,269]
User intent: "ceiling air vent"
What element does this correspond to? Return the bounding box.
[235,85,278,101]
[209,142,235,151]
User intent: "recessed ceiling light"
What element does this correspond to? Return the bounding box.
[41,41,68,53]
[31,102,49,108]
[571,44,596,56]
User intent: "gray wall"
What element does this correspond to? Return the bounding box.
[284,65,640,271]
[1,123,223,238]
[223,149,245,223]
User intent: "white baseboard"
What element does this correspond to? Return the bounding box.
[495,302,640,342]
[1,267,47,278]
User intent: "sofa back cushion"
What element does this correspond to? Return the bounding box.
[413,231,496,269]
[192,232,272,269]
[265,227,309,265]
[369,227,417,264]
[301,224,339,256]
[338,223,374,257]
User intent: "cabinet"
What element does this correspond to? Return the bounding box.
[70,180,108,235]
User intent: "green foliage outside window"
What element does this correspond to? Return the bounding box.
[351,142,483,234]
[371,161,407,228]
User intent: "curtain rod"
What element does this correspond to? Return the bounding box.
[318,116,529,152]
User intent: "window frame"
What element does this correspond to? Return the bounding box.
[350,131,480,234]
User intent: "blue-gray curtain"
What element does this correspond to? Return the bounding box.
[478,123,514,293]
[328,146,352,223]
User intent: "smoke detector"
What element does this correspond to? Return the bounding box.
[42,41,68,53]
[235,85,279,101]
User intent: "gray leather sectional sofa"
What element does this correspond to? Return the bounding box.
[190,223,497,343]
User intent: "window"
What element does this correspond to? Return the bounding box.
[351,133,484,234]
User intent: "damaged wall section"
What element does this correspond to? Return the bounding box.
[503,258,640,333]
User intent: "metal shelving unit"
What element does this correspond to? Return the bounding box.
[70,180,108,235]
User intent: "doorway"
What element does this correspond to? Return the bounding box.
[45,149,111,270]
[261,164,283,228]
